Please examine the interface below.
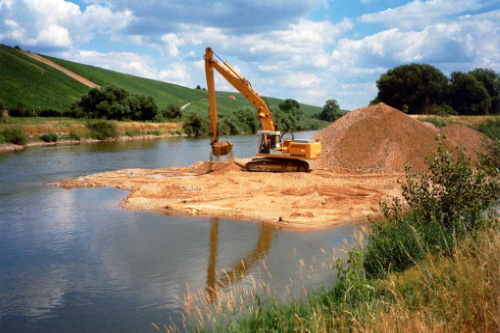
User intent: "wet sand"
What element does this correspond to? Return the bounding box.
[54,160,403,230]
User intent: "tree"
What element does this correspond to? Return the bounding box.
[75,86,160,120]
[0,100,4,120]
[469,68,500,114]
[162,104,182,119]
[182,112,209,137]
[449,72,491,115]
[376,64,448,114]
[278,99,301,113]
[195,85,201,90]
[319,99,342,122]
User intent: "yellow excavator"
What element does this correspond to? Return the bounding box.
[204,47,321,172]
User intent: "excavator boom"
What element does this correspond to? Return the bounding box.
[204,47,321,171]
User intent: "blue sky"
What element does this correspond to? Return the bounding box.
[1,0,499,109]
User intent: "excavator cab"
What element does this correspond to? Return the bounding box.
[257,130,282,155]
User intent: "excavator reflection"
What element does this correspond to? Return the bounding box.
[205,218,276,303]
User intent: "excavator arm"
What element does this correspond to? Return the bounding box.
[205,47,275,144]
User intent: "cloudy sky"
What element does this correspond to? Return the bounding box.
[0,0,499,109]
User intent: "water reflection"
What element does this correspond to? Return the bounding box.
[206,218,276,302]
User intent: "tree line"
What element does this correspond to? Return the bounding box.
[373,64,500,115]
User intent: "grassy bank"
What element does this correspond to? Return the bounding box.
[412,114,498,128]
[0,117,183,146]
[177,139,500,332]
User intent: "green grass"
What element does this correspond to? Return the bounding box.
[476,117,500,140]
[0,44,89,111]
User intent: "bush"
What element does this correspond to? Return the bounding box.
[2,126,28,145]
[124,129,141,137]
[421,116,451,128]
[85,120,118,140]
[9,103,26,117]
[69,131,81,140]
[40,133,58,142]
[162,104,182,119]
[183,112,209,137]
[38,109,61,117]
[477,117,500,140]
[75,86,159,121]
[364,138,500,278]
[148,130,161,136]
[430,103,456,116]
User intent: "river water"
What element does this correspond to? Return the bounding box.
[0,132,363,332]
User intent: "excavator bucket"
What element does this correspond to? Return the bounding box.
[211,141,233,156]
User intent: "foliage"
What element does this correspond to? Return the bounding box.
[376,64,449,114]
[476,116,500,140]
[319,99,342,122]
[182,111,209,137]
[469,68,500,114]
[9,103,26,117]
[85,120,118,140]
[0,100,4,120]
[402,138,499,229]
[449,72,491,115]
[421,116,451,128]
[161,103,182,119]
[430,103,457,116]
[2,125,28,145]
[374,63,500,115]
[74,86,159,121]
[364,138,500,278]
[68,131,81,141]
[40,133,58,142]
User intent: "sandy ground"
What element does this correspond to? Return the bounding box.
[54,160,403,231]
[21,51,101,89]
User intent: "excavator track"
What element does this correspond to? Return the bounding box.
[245,158,310,173]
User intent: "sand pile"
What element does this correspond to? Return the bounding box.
[313,103,487,171]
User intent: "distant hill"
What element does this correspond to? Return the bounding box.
[0,44,322,116]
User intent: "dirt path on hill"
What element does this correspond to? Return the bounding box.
[54,160,402,231]
[21,51,101,89]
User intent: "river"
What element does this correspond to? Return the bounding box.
[0,131,364,332]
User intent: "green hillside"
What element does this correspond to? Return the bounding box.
[47,56,322,116]
[0,44,89,111]
[1,43,322,116]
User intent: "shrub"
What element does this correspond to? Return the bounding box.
[148,130,161,136]
[124,129,141,137]
[9,103,26,117]
[38,109,60,117]
[183,112,209,137]
[364,137,500,278]
[0,135,5,144]
[85,120,118,140]
[69,131,81,141]
[477,117,500,140]
[2,126,28,145]
[421,116,450,128]
[40,133,58,142]
[162,104,182,119]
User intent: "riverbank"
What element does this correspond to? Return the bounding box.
[54,160,402,230]
[0,117,185,152]
[0,132,187,152]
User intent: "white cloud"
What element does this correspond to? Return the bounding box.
[0,0,134,49]
[359,0,489,29]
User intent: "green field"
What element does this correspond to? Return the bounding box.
[0,45,89,111]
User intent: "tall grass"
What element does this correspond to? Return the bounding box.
[175,139,500,332]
